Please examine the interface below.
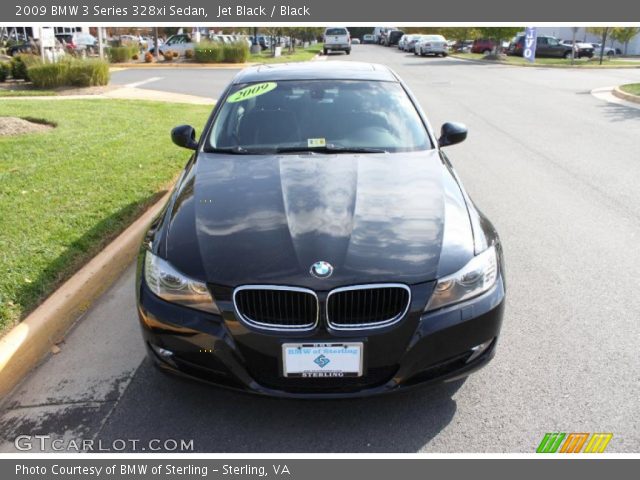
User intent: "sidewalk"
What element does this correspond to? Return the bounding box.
[0,85,215,105]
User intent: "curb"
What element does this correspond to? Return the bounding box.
[0,189,171,398]
[612,86,640,104]
[449,54,640,69]
[110,62,254,69]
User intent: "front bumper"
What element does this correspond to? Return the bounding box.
[137,269,505,398]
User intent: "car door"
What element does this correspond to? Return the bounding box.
[545,37,563,57]
[536,36,550,56]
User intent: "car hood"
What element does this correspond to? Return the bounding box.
[163,150,475,289]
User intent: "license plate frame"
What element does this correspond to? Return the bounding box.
[282,342,364,378]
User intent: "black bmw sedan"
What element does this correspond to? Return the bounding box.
[136,61,505,398]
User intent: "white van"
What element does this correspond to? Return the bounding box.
[323,27,351,55]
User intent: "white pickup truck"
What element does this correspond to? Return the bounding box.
[323,27,351,55]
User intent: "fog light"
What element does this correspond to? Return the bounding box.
[466,339,494,363]
[150,344,178,367]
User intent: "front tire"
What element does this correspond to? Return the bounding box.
[346,49,351,55]
[323,48,328,55]
[564,51,572,59]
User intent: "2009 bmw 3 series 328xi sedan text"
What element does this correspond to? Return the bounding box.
[136,61,505,398]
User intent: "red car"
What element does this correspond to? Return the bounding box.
[471,38,497,54]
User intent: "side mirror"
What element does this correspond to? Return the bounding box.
[438,122,468,148]
[171,125,198,150]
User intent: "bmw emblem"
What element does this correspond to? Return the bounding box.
[310,261,333,279]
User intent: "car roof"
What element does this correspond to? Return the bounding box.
[232,61,398,84]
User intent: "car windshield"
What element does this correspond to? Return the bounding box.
[326,29,347,36]
[207,80,432,154]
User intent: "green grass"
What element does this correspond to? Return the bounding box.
[620,83,640,96]
[249,44,323,64]
[0,100,211,334]
[452,53,640,67]
[0,90,56,97]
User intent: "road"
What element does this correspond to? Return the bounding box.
[1,46,639,453]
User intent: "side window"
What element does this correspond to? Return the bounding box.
[547,38,559,46]
[537,37,548,46]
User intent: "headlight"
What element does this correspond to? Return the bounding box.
[425,246,498,312]
[144,250,220,315]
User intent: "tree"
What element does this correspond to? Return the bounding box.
[477,27,522,55]
[436,27,481,43]
[587,27,612,65]
[611,27,640,55]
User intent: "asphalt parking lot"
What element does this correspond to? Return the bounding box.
[1,45,639,453]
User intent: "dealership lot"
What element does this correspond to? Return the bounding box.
[1,45,639,452]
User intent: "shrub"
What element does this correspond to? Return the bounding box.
[66,59,110,87]
[194,42,224,63]
[0,62,9,82]
[27,62,67,88]
[107,45,137,63]
[28,59,110,89]
[223,42,250,63]
[163,51,174,62]
[10,54,41,80]
[172,51,180,58]
[144,52,154,63]
[185,49,194,59]
[131,53,139,61]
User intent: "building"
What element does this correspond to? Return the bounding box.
[1,25,92,42]
[536,27,640,55]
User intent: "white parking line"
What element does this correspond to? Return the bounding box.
[125,77,164,88]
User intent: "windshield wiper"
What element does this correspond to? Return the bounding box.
[208,146,268,155]
[276,145,388,154]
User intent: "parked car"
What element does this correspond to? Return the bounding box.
[453,40,474,53]
[235,35,252,48]
[561,40,594,58]
[397,34,407,50]
[362,34,376,44]
[508,35,575,58]
[591,43,616,58]
[55,32,98,54]
[376,27,396,45]
[7,42,33,56]
[415,35,448,56]
[385,30,405,47]
[398,34,411,51]
[471,38,498,54]
[351,38,361,45]
[248,35,271,50]
[119,34,141,45]
[323,27,351,55]
[406,35,426,53]
[158,34,194,56]
[138,61,506,397]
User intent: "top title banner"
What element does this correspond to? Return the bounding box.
[3,0,640,23]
